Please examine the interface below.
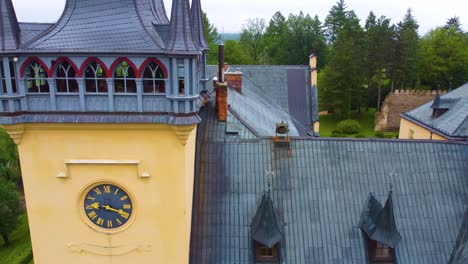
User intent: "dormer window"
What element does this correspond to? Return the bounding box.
[142,61,166,94]
[364,233,395,263]
[24,60,49,93]
[251,191,284,264]
[85,61,108,93]
[359,191,401,264]
[254,241,279,263]
[177,59,185,95]
[113,60,136,93]
[55,60,79,93]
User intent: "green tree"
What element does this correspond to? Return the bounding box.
[444,16,464,34]
[224,40,252,64]
[324,0,349,42]
[364,12,395,111]
[393,9,420,90]
[202,12,220,64]
[320,12,366,119]
[418,26,468,89]
[0,177,23,245]
[0,129,20,183]
[264,12,289,64]
[240,18,266,64]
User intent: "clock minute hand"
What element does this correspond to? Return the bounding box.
[102,205,129,218]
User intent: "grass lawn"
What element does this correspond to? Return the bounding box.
[320,108,398,138]
[0,214,33,264]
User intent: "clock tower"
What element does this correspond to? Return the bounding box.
[0,0,208,263]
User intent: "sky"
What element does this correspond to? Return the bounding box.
[11,0,467,35]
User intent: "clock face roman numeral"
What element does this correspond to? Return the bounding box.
[84,183,133,230]
[88,211,97,220]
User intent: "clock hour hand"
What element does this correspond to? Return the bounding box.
[86,202,100,210]
[102,205,130,218]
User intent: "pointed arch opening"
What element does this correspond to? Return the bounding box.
[22,59,50,93]
[141,59,167,94]
[83,60,108,93]
[112,58,137,94]
[54,59,79,93]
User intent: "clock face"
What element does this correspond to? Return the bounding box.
[83,183,133,230]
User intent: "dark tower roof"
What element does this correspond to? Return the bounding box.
[166,0,200,55]
[137,0,169,25]
[20,0,169,52]
[191,0,208,51]
[250,192,284,248]
[0,0,20,50]
[359,191,402,248]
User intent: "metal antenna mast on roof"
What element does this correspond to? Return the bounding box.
[265,168,275,196]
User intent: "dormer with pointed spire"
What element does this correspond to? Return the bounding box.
[166,0,200,55]
[251,189,284,263]
[0,0,20,50]
[191,0,208,51]
[360,191,402,263]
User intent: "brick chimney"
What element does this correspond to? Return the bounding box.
[216,44,228,122]
[225,71,243,94]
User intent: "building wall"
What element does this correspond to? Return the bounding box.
[7,123,197,264]
[375,90,444,132]
[399,118,446,140]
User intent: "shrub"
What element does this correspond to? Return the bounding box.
[374,132,385,138]
[331,130,344,137]
[337,119,361,135]
[355,134,366,138]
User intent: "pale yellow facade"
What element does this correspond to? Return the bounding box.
[3,123,197,264]
[399,118,447,140]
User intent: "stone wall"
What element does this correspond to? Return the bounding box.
[375,90,446,132]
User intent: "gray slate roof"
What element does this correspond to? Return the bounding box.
[18,23,53,44]
[206,65,318,137]
[190,105,468,264]
[448,210,468,264]
[0,0,20,50]
[22,0,165,52]
[191,0,208,50]
[1,0,206,54]
[402,84,468,139]
[165,0,200,55]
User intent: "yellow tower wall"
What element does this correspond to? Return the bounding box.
[399,118,447,140]
[5,123,197,264]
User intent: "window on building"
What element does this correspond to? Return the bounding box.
[55,61,79,93]
[254,241,279,263]
[409,129,414,140]
[113,60,136,93]
[142,61,166,94]
[0,63,6,94]
[364,234,395,263]
[24,61,49,93]
[1,60,18,94]
[85,61,108,93]
[177,59,185,95]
